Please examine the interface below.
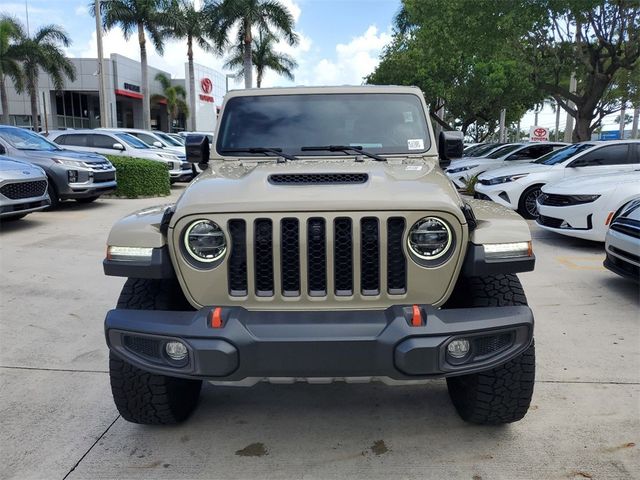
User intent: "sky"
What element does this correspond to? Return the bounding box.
[3,0,619,132]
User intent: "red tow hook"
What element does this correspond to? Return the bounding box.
[411,305,423,326]
[209,307,223,328]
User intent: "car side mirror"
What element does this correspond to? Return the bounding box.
[112,143,125,151]
[153,141,163,148]
[438,131,464,168]
[185,134,210,167]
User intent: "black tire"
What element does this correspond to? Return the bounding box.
[518,185,543,219]
[46,181,60,209]
[444,274,535,425]
[76,196,100,203]
[110,278,201,424]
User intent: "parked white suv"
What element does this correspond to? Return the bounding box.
[474,141,640,218]
[445,142,568,188]
[48,130,192,183]
[97,128,186,158]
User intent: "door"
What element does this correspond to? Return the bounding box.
[565,144,634,178]
[53,134,93,154]
[89,134,126,156]
[504,144,561,165]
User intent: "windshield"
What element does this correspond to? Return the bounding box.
[0,127,62,151]
[216,93,431,156]
[486,144,522,159]
[156,132,183,147]
[465,143,498,157]
[534,143,595,165]
[116,133,150,149]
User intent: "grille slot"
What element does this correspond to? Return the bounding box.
[610,219,640,239]
[538,193,572,207]
[123,335,161,359]
[537,215,564,228]
[228,220,248,296]
[307,218,327,296]
[254,219,274,296]
[269,173,368,185]
[281,218,300,295]
[0,180,47,199]
[334,218,353,295]
[387,217,407,294]
[360,217,380,295]
[473,333,513,357]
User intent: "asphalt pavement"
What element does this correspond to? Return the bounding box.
[1,186,638,480]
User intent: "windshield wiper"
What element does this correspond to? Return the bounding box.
[301,145,386,162]
[220,147,298,162]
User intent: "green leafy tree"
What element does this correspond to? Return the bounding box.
[206,0,298,88]
[224,31,297,87]
[0,16,24,125]
[151,72,188,131]
[163,0,215,130]
[12,23,75,131]
[93,0,169,130]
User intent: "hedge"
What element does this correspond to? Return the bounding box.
[106,155,171,198]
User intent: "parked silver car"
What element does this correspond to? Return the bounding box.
[604,198,640,282]
[0,156,50,220]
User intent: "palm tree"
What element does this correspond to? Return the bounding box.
[151,72,188,131]
[224,31,297,88]
[206,0,298,89]
[93,0,168,130]
[11,24,75,131]
[0,16,25,125]
[163,0,215,130]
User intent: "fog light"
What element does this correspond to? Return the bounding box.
[68,170,78,182]
[165,341,188,361]
[447,339,470,359]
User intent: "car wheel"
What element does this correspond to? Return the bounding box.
[110,278,201,425]
[518,185,543,219]
[443,274,535,425]
[46,181,60,209]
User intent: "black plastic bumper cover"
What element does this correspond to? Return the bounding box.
[105,304,534,381]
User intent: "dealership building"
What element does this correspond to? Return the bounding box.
[0,53,226,132]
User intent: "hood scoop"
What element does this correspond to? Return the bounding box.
[268,173,369,185]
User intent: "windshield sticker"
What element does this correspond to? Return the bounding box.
[403,111,414,123]
[407,139,424,150]
[350,143,382,148]
[406,165,423,171]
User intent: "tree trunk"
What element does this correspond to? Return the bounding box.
[256,67,262,88]
[0,75,10,125]
[243,19,253,89]
[187,35,196,131]
[29,78,39,131]
[572,114,592,143]
[631,106,639,139]
[138,22,151,130]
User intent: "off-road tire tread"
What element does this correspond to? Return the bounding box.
[445,274,535,424]
[110,278,200,424]
[109,352,201,424]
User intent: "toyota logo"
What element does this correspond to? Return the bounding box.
[534,127,547,137]
[200,78,213,94]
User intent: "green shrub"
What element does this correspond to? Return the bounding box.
[464,174,479,195]
[106,155,170,198]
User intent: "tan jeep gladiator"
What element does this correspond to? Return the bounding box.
[103,86,536,425]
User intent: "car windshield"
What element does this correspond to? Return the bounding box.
[465,143,500,157]
[115,133,150,149]
[533,143,595,165]
[485,144,522,159]
[0,127,62,151]
[216,93,431,156]
[156,132,183,147]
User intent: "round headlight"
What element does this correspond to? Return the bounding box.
[184,220,226,263]
[408,217,452,260]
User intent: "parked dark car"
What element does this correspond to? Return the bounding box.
[0,126,116,207]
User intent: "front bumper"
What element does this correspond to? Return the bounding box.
[105,304,534,381]
[536,203,602,241]
[474,182,521,210]
[0,197,50,217]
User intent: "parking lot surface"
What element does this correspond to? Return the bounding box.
[1,188,638,480]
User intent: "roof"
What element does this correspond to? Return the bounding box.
[225,85,423,98]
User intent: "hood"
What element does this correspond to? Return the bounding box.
[20,149,108,163]
[0,156,46,178]
[543,170,640,194]
[174,157,466,222]
[478,162,552,179]
[447,157,499,169]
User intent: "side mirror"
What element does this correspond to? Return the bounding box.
[112,143,125,151]
[438,131,464,168]
[153,141,163,148]
[185,134,210,166]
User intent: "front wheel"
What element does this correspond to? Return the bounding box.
[46,181,60,209]
[444,274,535,424]
[518,185,543,219]
[110,278,201,424]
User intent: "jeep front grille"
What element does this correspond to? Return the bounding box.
[226,214,407,299]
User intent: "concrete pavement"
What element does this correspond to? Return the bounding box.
[1,188,638,480]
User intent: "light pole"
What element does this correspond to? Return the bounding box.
[225,74,235,93]
[95,0,109,128]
